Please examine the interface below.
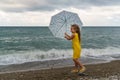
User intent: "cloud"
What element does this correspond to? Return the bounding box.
[0,6,120,26]
[0,0,120,12]
[0,0,120,26]
[57,6,120,26]
[0,10,61,26]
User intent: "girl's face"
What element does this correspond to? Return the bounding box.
[71,27,76,33]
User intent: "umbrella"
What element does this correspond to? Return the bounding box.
[49,10,83,38]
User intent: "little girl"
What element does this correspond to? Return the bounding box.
[65,24,86,73]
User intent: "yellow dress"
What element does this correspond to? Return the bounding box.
[72,33,81,59]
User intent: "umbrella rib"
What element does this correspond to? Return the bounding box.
[66,14,77,23]
[50,17,64,27]
[54,13,66,36]
[54,13,74,36]
[54,22,66,36]
[68,15,79,24]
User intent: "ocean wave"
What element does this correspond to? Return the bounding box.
[0,49,72,65]
[0,37,40,42]
[0,47,120,65]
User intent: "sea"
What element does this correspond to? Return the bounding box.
[0,27,120,66]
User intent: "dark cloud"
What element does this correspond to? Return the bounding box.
[0,0,120,12]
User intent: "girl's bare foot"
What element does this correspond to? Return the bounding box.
[79,66,86,73]
[71,69,79,73]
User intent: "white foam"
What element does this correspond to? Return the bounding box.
[82,47,120,61]
[0,47,120,65]
[0,49,72,65]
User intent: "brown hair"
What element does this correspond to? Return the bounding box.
[71,24,81,42]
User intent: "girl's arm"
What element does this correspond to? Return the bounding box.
[64,33,74,40]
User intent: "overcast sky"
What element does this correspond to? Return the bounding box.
[0,0,120,26]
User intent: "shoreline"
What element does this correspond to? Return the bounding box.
[0,60,120,80]
[0,57,109,73]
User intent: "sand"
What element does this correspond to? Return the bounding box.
[0,60,120,80]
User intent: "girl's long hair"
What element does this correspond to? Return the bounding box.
[71,24,81,42]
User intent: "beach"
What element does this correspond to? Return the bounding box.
[0,60,120,80]
[0,27,120,80]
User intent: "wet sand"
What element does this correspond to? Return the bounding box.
[0,60,120,80]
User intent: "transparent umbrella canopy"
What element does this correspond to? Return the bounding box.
[49,10,83,38]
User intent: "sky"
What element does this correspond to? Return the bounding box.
[0,0,120,26]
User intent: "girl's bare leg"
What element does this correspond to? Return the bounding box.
[73,58,84,68]
[73,59,86,73]
[73,59,78,69]
[71,59,79,73]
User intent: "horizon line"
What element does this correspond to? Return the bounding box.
[0,26,120,27]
